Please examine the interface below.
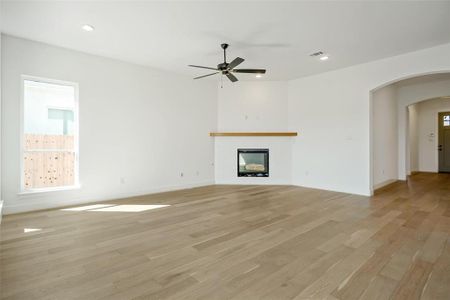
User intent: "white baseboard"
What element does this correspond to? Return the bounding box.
[0,200,3,224]
[3,181,215,215]
[373,179,398,190]
[290,181,371,197]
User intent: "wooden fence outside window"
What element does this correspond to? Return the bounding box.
[24,134,75,189]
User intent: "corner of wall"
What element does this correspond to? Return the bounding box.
[0,27,3,222]
[0,200,3,224]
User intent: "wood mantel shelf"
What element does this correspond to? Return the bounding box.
[209,132,298,137]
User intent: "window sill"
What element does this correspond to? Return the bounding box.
[18,184,81,195]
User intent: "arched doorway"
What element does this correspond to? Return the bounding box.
[369,72,450,194]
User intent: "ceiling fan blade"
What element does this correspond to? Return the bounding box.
[226,73,238,82]
[194,72,219,80]
[227,57,245,69]
[188,65,218,71]
[233,69,266,74]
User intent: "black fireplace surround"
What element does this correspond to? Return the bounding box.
[237,149,269,177]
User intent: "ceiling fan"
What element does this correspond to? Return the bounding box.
[188,43,266,82]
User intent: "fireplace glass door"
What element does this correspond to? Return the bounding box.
[237,149,269,177]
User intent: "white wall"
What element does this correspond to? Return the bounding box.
[1,35,217,214]
[416,98,450,172]
[408,104,419,173]
[3,36,450,213]
[215,81,292,184]
[372,85,398,188]
[288,42,450,196]
[0,10,3,220]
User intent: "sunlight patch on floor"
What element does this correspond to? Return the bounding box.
[61,204,170,212]
[61,204,116,211]
[91,204,170,212]
[24,228,42,233]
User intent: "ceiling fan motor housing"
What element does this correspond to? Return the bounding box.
[217,62,229,71]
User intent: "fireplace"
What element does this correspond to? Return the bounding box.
[237,149,269,177]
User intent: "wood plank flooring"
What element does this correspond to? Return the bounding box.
[1,172,449,299]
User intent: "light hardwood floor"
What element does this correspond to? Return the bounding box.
[1,172,449,299]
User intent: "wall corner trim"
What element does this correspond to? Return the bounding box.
[0,200,4,224]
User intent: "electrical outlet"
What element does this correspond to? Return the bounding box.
[180,172,184,177]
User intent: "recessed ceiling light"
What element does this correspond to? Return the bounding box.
[256,74,262,78]
[319,56,329,61]
[82,24,95,32]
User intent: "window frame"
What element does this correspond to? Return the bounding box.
[20,75,80,193]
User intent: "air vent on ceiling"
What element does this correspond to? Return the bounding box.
[309,51,324,57]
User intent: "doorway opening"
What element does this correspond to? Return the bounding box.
[369,72,450,194]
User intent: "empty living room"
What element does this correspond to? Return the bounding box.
[1,1,450,299]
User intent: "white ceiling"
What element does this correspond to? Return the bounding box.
[1,1,450,81]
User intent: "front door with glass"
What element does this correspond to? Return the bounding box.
[438,112,450,172]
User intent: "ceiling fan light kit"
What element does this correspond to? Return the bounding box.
[188,43,266,83]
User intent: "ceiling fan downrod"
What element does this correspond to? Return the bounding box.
[221,43,228,63]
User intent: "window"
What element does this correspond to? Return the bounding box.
[22,76,79,191]
[444,115,450,127]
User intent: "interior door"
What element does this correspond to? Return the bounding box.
[438,111,450,172]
